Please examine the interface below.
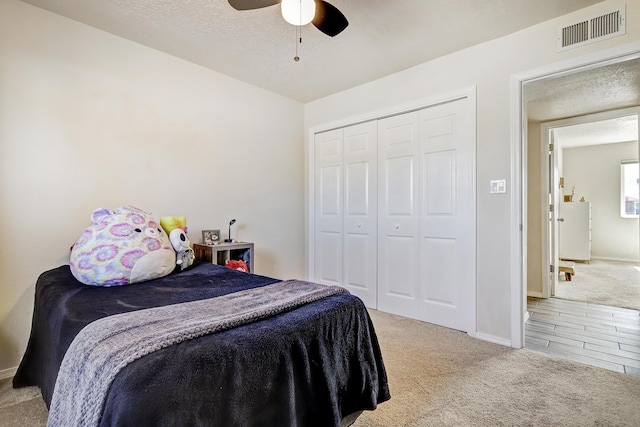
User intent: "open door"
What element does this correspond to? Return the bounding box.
[547,133,560,297]
[541,128,559,299]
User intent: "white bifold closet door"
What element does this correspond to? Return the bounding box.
[378,98,475,333]
[313,121,378,307]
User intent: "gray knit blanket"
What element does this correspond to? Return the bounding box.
[46,280,347,427]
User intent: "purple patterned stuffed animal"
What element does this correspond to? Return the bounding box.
[70,206,176,286]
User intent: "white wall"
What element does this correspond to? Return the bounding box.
[563,141,639,261]
[305,0,640,343]
[0,0,305,372]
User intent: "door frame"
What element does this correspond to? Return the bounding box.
[510,41,640,348]
[540,107,640,299]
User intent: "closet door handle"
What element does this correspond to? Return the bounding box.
[394,224,400,229]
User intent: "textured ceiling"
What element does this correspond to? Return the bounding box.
[554,115,638,148]
[525,57,640,146]
[525,58,640,122]
[20,0,605,103]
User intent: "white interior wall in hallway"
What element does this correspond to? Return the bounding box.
[563,141,639,262]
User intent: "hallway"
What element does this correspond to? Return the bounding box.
[526,297,640,376]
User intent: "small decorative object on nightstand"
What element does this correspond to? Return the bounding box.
[202,229,220,245]
[224,219,236,242]
[193,241,254,273]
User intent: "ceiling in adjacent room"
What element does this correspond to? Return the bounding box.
[525,57,640,147]
[554,115,639,148]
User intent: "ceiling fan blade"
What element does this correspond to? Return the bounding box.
[228,0,280,11]
[312,0,348,37]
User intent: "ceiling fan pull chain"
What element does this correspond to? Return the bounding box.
[294,24,301,62]
[294,0,301,61]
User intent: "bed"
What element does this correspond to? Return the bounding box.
[13,262,390,426]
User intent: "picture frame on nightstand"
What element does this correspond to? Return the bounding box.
[202,229,220,245]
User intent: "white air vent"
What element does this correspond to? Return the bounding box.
[557,6,626,51]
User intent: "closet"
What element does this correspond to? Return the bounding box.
[312,95,475,333]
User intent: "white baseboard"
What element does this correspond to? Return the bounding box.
[0,366,17,381]
[475,332,512,348]
[527,291,543,298]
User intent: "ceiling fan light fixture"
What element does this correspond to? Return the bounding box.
[281,0,315,26]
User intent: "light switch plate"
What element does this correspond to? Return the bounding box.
[490,179,507,194]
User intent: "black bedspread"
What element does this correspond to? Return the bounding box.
[13,262,390,426]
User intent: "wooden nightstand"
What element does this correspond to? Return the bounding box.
[193,242,254,273]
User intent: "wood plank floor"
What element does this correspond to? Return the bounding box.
[526,297,640,377]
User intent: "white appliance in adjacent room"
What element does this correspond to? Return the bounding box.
[559,202,592,262]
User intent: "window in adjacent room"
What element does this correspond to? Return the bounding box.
[621,160,639,218]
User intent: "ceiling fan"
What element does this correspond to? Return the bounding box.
[228,0,349,37]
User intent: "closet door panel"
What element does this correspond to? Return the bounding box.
[314,129,343,286]
[424,150,456,216]
[421,237,456,304]
[382,235,418,298]
[344,233,369,288]
[377,111,420,317]
[387,156,414,215]
[317,231,342,284]
[345,162,368,213]
[343,121,378,307]
[418,99,475,332]
[319,166,341,217]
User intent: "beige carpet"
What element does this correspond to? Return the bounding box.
[2,309,640,426]
[0,377,47,427]
[554,259,640,311]
[355,310,640,426]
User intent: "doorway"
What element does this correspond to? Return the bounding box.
[539,109,640,309]
[510,41,640,349]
